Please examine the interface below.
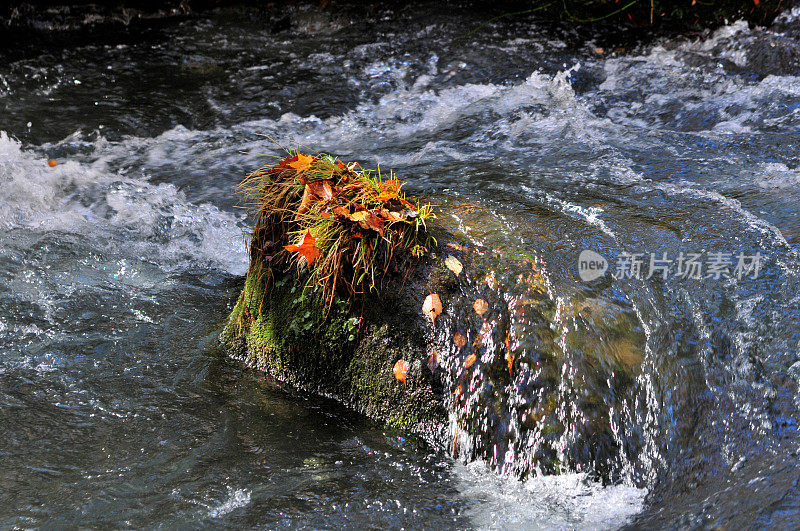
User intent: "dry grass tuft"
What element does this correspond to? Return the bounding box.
[240,149,433,311]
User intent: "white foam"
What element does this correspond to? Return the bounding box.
[752,162,800,189]
[456,461,646,530]
[206,487,251,519]
[0,132,248,275]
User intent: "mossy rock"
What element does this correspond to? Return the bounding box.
[221,224,648,480]
[221,251,449,439]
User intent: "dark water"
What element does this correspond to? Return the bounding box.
[3,3,800,527]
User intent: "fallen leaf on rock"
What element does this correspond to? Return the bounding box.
[474,321,494,348]
[379,208,406,223]
[446,242,467,252]
[333,206,351,219]
[284,230,320,266]
[307,179,334,201]
[422,293,442,325]
[454,331,466,349]
[289,153,314,173]
[393,359,410,385]
[427,350,438,372]
[505,330,513,376]
[377,190,398,202]
[348,211,368,222]
[359,210,384,236]
[400,198,415,209]
[297,186,313,216]
[464,353,477,368]
[445,256,463,277]
[473,298,489,316]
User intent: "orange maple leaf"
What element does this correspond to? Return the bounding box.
[289,153,315,174]
[377,190,398,202]
[393,359,410,385]
[377,179,402,202]
[284,230,320,266]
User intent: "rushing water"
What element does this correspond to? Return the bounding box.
[3,2,800,527]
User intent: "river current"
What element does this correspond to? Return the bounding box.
[2,3,800,528]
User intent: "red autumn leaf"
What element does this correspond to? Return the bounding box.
[284,230,320,266]
[427,349,439,372]
[270,154,298,173]
[289,153,314,174]
[463,353,477,368]
[454,382,465,398]
[393,359,410,385]
[336,160,357,171]
[298,180,334,217]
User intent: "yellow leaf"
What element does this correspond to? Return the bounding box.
[473,298,489,316]
[289,153,314,173]
[349,211,368,222]
[463,353,476,368]
[422,293,442,325]
[445,256,462,277]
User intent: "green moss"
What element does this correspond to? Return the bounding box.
[221,258,445,434]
